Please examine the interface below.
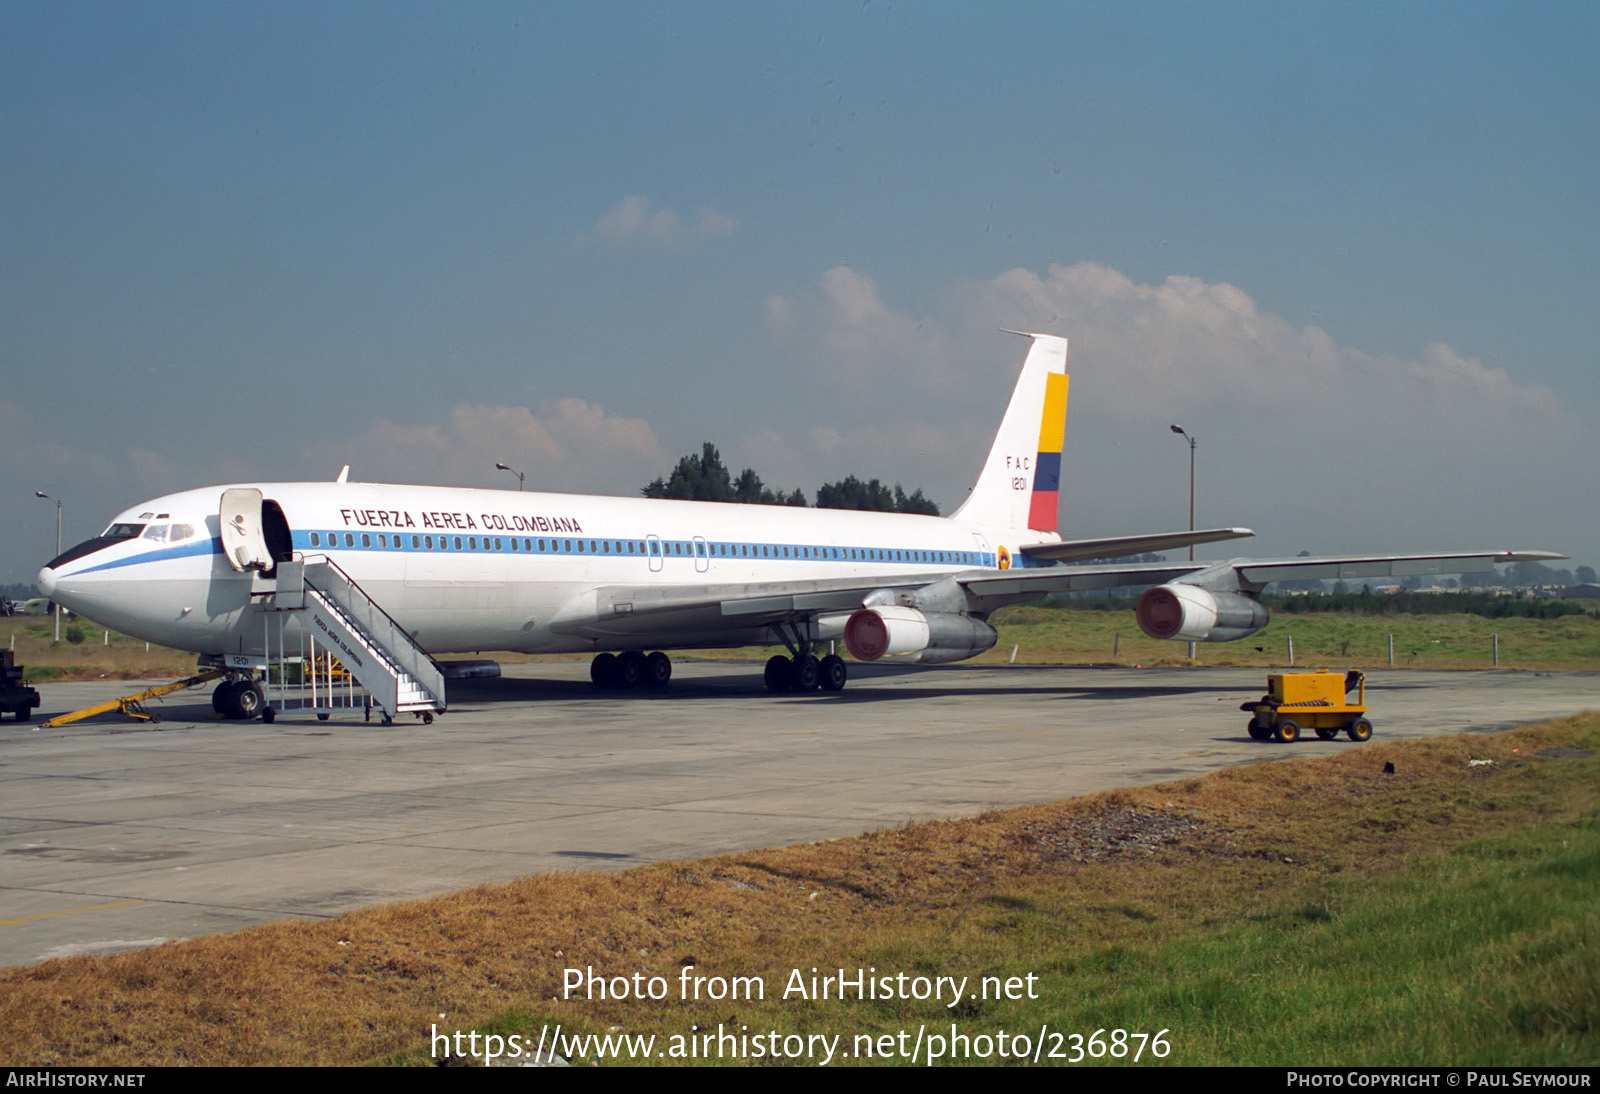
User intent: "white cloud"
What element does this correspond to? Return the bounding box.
[308,399,667,497]
[595,195,734,243]
[760,262,1589,556]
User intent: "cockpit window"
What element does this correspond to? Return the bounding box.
[143,524,170,543]
[101,523,147,540]
[170,524,195,542]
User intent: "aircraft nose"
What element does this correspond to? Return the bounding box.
[36,565,56,598]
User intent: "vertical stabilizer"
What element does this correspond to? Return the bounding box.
[952,333,1069,532]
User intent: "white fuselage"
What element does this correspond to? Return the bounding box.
[39,481,1045,658]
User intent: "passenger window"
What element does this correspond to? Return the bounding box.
[344,533,355,548]
[310,532,321,547]
[378,535,387,548]
[362,534,371,548]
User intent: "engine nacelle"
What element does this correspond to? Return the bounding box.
[844,605,999,664]
[1136,584,1270,643]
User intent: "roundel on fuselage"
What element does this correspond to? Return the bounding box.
[997,546,1011,570]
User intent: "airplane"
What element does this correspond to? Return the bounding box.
[36,333,1561,720]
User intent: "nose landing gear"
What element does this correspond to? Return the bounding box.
[213,677,267,720]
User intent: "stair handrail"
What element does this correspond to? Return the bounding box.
[298,554,446,710]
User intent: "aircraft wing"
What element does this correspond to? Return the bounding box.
[1227,550,1566,585]
[1019,527,1254,563]
[958,549,1566,611]
[552,549,1565,641]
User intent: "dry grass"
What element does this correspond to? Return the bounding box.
[4,620,194,682]
[2,713,1595,1066]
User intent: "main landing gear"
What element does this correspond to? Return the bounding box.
[590,650,673,690]
[764,653,848,693]
[761,621,849,694]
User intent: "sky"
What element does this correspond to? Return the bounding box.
[3,2,1596,586]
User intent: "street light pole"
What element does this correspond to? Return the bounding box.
[494,463,525,491]
[1169,427,1197,660]
[35,491,62,643]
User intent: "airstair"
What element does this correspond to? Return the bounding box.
[251,556,447,725]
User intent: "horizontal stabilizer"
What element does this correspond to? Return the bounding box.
[1021,527,1255,564]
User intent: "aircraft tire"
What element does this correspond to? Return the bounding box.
[790,655,821,692]
[645,651,672,688]
[819,654,848,692]
[764,655,792,693]
[212,681,237,714]
[590,652,620,689]
[232,681,265,720]
[619,650,647,688]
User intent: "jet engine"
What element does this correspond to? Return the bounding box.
[1135,584,1269,643]
[843,605,999,664]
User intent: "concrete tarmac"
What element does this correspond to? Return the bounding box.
[3,662,1596,968]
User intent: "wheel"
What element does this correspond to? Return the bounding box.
[261,707,275,724]
[212,680,238,714]
[1248,721,1272,741]
[380,712,393,727]
[316,713,330,721]
[1273,718,1301,743]
[1315,725,1340,741]
[645,651,672,688]
[1347,717,1373,742]
[764,655,793,693]
[233,681,265,719]
[15,708,29,723]
[590,652,619,689]
[618,651,647,688]
[819,654,848,692]
[422,712,434,725]
[790,654,821,691]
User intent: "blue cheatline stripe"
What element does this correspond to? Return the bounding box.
[1031,451,1061,492]
[295,530,1000,569]
[73,537,223,575]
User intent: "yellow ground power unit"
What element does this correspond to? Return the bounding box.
[1242,669,1372,743]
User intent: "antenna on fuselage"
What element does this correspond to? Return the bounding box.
[335,466,349,483]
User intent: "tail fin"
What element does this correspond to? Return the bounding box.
[952,333,1069,532]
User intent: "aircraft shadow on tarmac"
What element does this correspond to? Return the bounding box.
[445,663,1251,707]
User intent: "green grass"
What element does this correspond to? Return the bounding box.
[1032,816,1600,1066]
[974,604,1600,670]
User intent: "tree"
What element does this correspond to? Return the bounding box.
[642,442,734,502]
[816,475,941,515]
[643,443,806,506]
[643,444,937,512]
